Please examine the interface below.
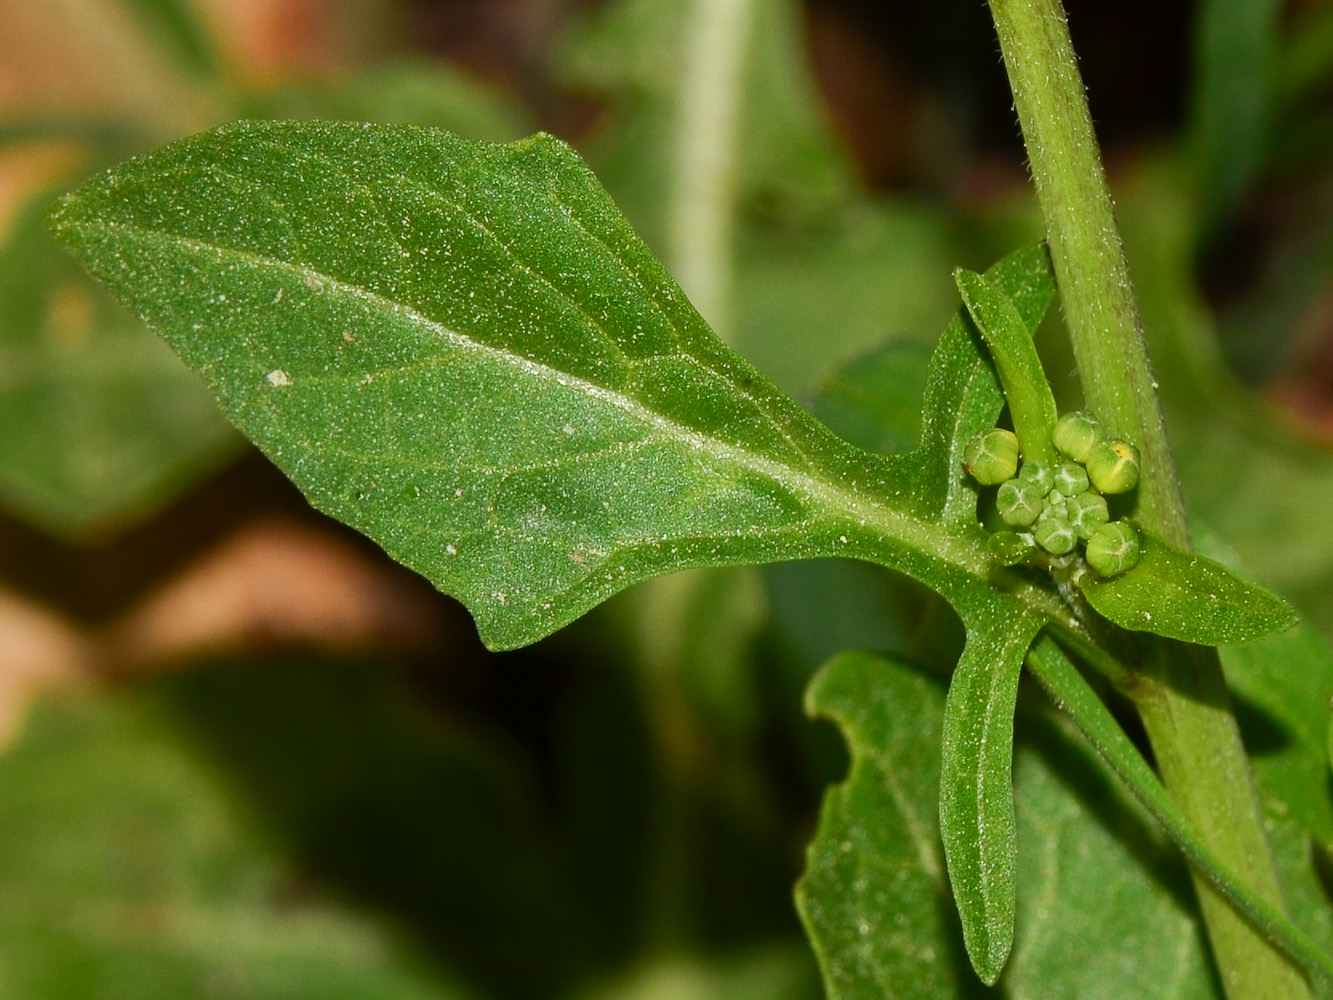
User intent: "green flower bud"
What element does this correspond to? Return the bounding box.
[1052,411,1105,462]
[1086,440,1140,494]
[1018,460,1055,494]
[964,428,1020,485]
[1066,491,1110,540]
[997,478,1044,527]
[1085,521,1141,577]
[1043,492,1070,521]
[988,531,1036,565]
[1052,462,1090,497]
[1033,509,1077,555]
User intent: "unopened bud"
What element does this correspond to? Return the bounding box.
[1086,440,1140,494]
[1018,460,1055,495]
[964,428,1020,485]
[1052,462,1090,497]
[997,478,1044,527]
[1067,491,1110,540]
[1086,521,1142,577]
[1052,411,1105,463]
[1033,509,1077,555]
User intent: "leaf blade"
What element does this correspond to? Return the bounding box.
[938,606,1045,984]
[1080,529,1298,645]
[48,120,992,649]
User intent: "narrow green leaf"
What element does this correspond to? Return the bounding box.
[50,121,1016,650]
[952,267,1059,464]
[1080,529,1298,645]
[938,608,1045,984]
[1028,637,1333,987]
[908,243,1056,526]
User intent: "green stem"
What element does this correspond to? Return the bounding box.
[986,1,1310,996]
[668,0,758,341]
[1028,637,1333,987]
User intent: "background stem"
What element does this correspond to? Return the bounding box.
[986,0,1310,995]
[668,0,758,341]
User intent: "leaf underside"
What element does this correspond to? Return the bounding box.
[48,121,1056,650]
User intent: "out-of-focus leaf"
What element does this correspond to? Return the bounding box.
[252,60,533,143]
[798,650,1219,999]
[555,0,854,252]
[1265,804,1333,1000]
[1080,530,1298,646]
[633,565,768,741]
[1116,165,1333,631]
[1189,0,1280,242]
[0,191,238,537]
[1222,616,1333,847]
[159,658,608,998]
[813,339,933,456]
[733,207,956,396]
[0,682,479,1000]
[123,0,221,79]
[1277,4,1333,110]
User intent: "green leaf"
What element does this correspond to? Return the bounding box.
[123,0,222,78]
[1189,0,1279,242]
[1027,637,1333,987]
[812,340,933,456]
[952,266,1059,463]
[938,609,1045,983]
[49,123,1072,651]
[795,651,971,999]
[1080,529,1298,645]
[0,681,480,1000]
[799,649,1224,999]
[1222,618,1333,847]
[908,244,1057,527]
[0,190,238,537]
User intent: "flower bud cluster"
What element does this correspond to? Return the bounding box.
[966,411,1142,577]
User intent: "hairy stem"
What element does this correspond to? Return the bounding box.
[986,0,1310,996]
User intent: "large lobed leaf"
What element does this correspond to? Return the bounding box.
[48,122,1061,650]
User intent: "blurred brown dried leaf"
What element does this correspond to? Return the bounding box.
[0,587,93,746]
[102,518,449,671]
